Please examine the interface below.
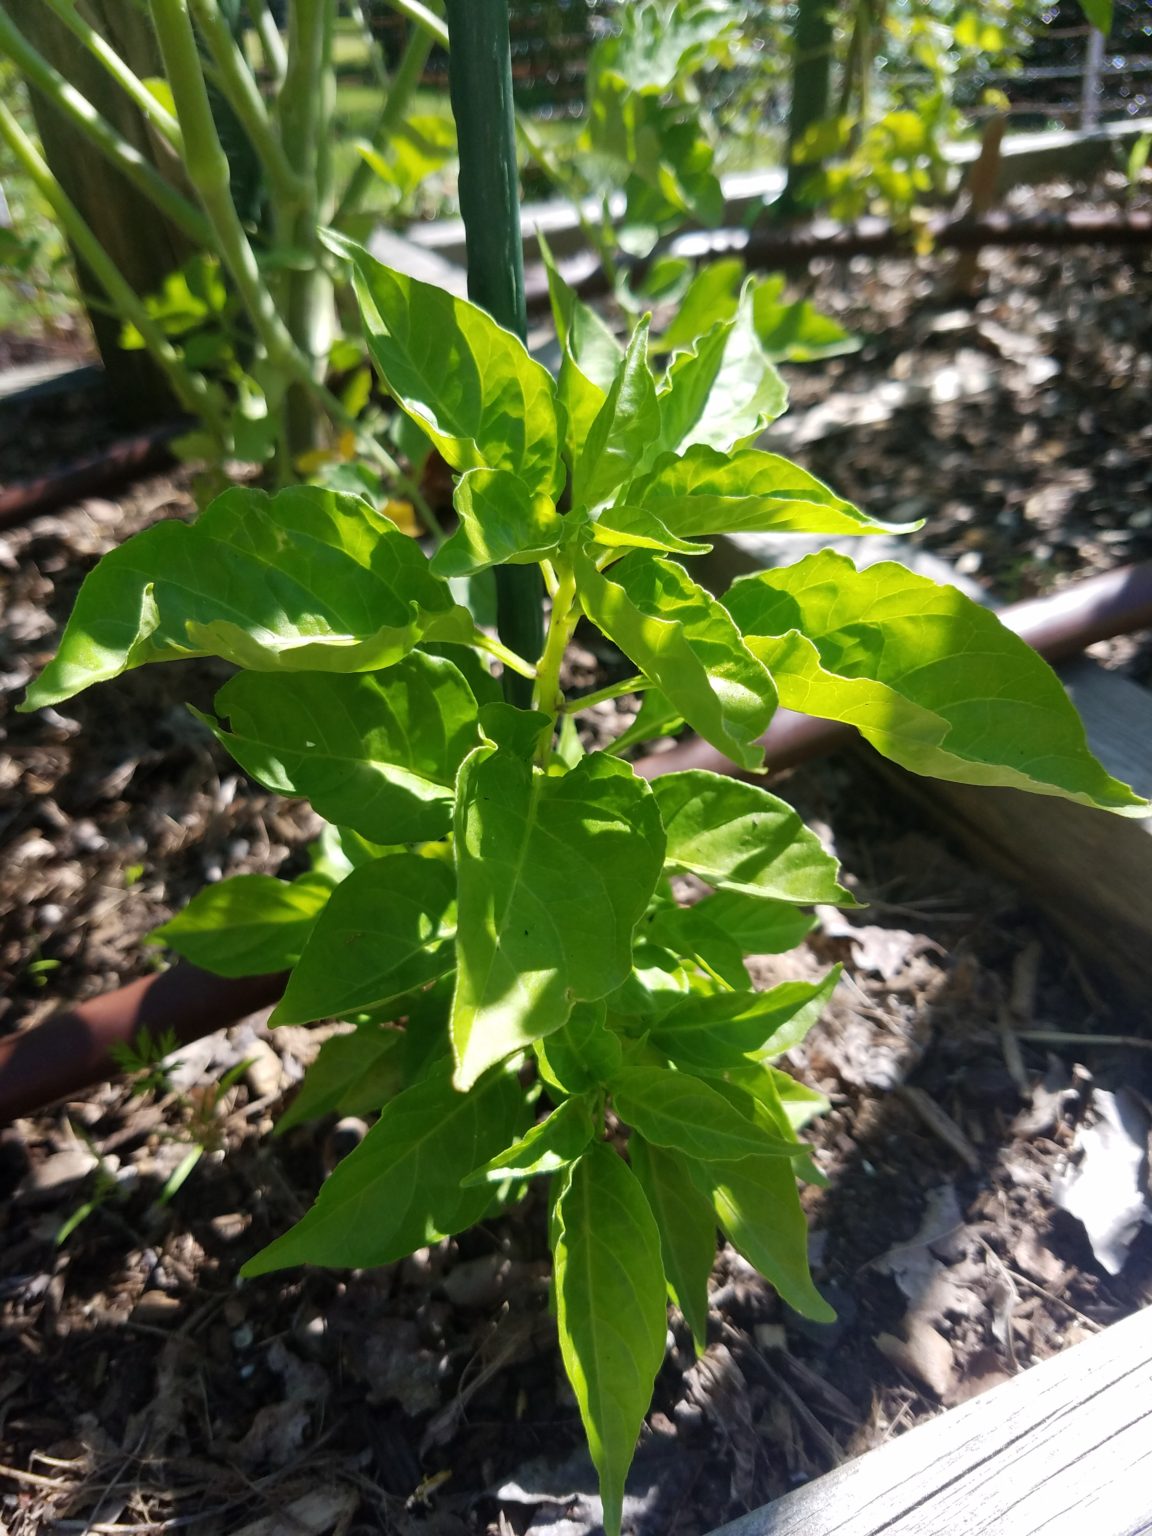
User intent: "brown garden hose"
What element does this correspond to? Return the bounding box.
[2,561,1150,1125]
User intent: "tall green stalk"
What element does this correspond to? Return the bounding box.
[0,96,228,446]
[445,0,543,706]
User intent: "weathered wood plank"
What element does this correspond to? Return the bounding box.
[711,1304,1152,1536]
[886,658,1152,999]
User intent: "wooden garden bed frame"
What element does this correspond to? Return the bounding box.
[710,1303,1152,1536]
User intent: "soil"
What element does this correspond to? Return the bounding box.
[3,215,1152,1536]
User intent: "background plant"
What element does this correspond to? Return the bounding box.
[21,227,1145,1531]
[0,0,451,483]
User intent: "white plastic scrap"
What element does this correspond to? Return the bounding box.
[1052,1088,1151,1276]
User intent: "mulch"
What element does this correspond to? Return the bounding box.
[2,201,1152,1536]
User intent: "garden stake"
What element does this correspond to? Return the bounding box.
[445,0,543,705]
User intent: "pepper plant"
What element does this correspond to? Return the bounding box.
[22,234,1146,1531]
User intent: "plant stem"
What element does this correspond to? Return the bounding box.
[384,0,448,49]
[37,0,182,149]
[347,0,391,91]
[247,0,287,86]
[531,564,579,764]
[445,0,543,707]
[278,0,337,459]
[560,676,649,715]
[148,0,323,411]
[333,19,434,226]
[189,0,305,211]
[0,96,228,447]
[473,632,536,680]
[0,3,212,245]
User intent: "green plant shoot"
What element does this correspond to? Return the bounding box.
[22,240,1146,1535]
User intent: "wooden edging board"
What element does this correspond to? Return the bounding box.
[709,1303,1152,1536]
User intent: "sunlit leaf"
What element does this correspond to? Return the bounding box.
[573,318,661,511]
[242,1063,524,1273]
[462,1095,596,1185]
[451,750,665,1088]
[152,873,329,977]
[652,771,852,902]
[534,1001,624,1095]
[688,1152,834,1321]
[630,443,906,537]
[628,1135,715,1354]
[272,854,456,1025]
[554,1142,668,1536]
[650,969,842,1069]
[576,549,776,771]
[431,469,563,578]
[726,552,1148,813]
[655,285,787,456]
[611,1066,798,1159]
[23,485,461,709]
[327,232,562,496]
[204,652,479,845]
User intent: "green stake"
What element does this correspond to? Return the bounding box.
[445,0,544,706]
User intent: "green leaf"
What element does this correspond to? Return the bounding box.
[151,873,329,977]
[23,486,460,709]
[242,1063,524,1274]
[205,652,479,846]
[589,502,710,558]
[573,318,661,512]
[479,701,552,760]
[611,1066,798,1159]
[430,469,563,579]
[631,444,905,538]
[534,1001,624,1095]
[650,970,841,1070]
[654,257,742,357]
[751,275,859,363]
[652,771,852,903]
[704,1072,826,1187]
[1079,0,1112,33]
[554,1141,668,1536]
[540,230,623,393]
[451,750,665,1088]
[327,232,562,497]
[629,1135,716,1354]
[603,687,684,757]
[575,550,776,771]
[767,1068,831,1131]
[462,1095,596,1185]
[725,552,1148,814]
[690,1151,834,1322]
[645,904,750,989]
[655,286,787,457]
[276,1026,405,1134]
[272,854,456,1025]
[690,890,817,955]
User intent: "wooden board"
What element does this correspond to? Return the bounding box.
[711,1304,1152,1536]
[884,658,1152,999]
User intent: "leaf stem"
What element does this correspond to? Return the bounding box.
[560,676,649,715]
[473,632,536,680]
[531,564,579,765]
